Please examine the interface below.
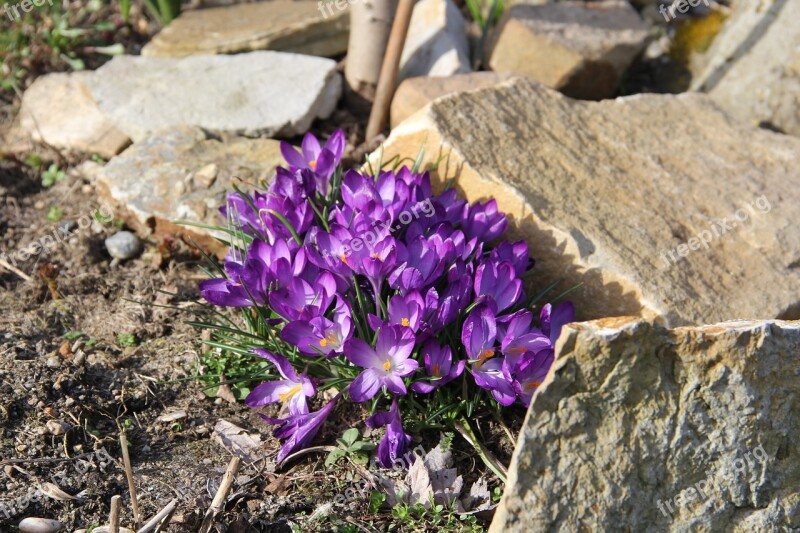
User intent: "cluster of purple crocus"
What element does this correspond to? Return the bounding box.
[199,129,574,467]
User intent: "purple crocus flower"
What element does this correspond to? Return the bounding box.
[462,305,497,366]
[384,291,425,332]
[507,349,554,407]
[497,310,551,368]
[366,399,413,468]
[268,272,337,321]
[280,130,345,195]
[472,357,516,406]
[245,350,316,414]
[388,235,445,293]
[540,302,575,345]
[261,392,341,463]
[461,199,507,242]
[281,298,354,356]
[344,325,418,402]
[489,240,533,277]
[410,341,465,393]
[474,260,523,313]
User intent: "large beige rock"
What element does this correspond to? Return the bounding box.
[691,0,800,136]
[93,127,284,255]
[485,0,650,99]
[14,72,129,158]
[491,317,800,532]
[84,52,341,141]
[373,78,800,325]
[142,0,349,58]
[399,0,471,81]
[390,72,516,127]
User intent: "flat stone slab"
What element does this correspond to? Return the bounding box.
[692,0,800,136]
[84,52,342,141]
[492,317,800,531]
[486,0,650,99]
[142,0,349,58]
[94,126,284,254]
[374,78,800,325]
[14,72,130,158]
[391,72,516,127]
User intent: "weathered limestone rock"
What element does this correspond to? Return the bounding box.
[14,72,129,158]
[84,52,341,141]
[374,78,800,325]
[390,72,516,127]
[94,127,283,255]
[485,0,650,99]
[691,0,800,136]
[141,0,349,58]
[491,317,800,532]
[399,0,471,81]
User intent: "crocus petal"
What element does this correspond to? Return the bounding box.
[384,375,408,396]
[245,381,287,407]
[350,369,383,402]
[344,338,382,368]
[280,141,307,169]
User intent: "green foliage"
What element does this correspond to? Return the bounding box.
[41,164,66,188]
[325,428,376,466]
[197,348,270,401]
[64,331,83,340]
[117,333,137,347]
[142,0,181,26]
[368,490,386,514]
[47,206,64,222]
[388,500,483,532]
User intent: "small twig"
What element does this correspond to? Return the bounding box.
[120,433,141,528]
[109,495,121,533]
[0,257,32,282]
[136,498,177,533]
[0,452,95,466]
[198,456,240,533]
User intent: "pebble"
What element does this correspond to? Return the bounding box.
[18,517,63,532]
[104,231,142,260]
[46,419,69,436]
[46,356,60,368]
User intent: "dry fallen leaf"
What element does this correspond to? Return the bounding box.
[39,482,76,501]
[212,419,264,462]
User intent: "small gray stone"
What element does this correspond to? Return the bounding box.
[18,517,63,533]
[105,231,141,260]
[45,356,60,368]
[46,419,69,435]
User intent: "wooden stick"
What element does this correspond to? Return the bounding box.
[198,456,240,533]
[119,433,141,527]
[365,0,416,140]
[136,498,177,533]
[153,501,177,533]
[109,495,121,533]
[0,257,32,282]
